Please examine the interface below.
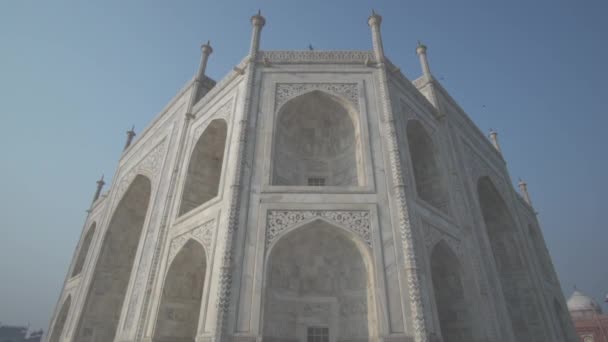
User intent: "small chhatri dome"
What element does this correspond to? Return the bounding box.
[567,290,602,316]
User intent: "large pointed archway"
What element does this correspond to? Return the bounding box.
[75,175,152,342]
[48,295,71,342]
[430,241,474,342]
[477,176,544,341]
[262,219,372,342]
[153,239,207,342]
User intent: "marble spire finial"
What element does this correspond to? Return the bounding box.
[367,10,384,62]
[124,126,136,151]
[92,174,105,203]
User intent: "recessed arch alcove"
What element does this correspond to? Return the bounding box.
[75,174,152,342]
[179,119,227,216]
[272,91,363,187]
[154,239,206,342]
[477,176,543,340]
[49,295,71,342]
[71,222,96,278]
[528,224,553,281]
[430,241,474,342]
[406,120,449,213]
[262,220,373,342]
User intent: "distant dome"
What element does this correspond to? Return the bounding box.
[567,290,602,315]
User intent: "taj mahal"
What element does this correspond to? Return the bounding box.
[45,11,578,342]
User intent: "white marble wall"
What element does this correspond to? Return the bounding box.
[45,50,577,342]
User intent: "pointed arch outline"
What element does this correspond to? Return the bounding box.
[265,210,372,251]
[152,237,209,342]
[428,240,475,341]
[260,215,380,340]
[476,175,547,340]
[405,118,450,213]
[74,173,153,342]
[270,88,366,187]
[71,222,97,278]
[48,295,72,342]
[178,117,229,217]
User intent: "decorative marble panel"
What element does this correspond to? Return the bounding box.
[422,221,463,259]
[275,83,359,112]
[258,50,375,65]
[193,100,233,139]
[168,220,215,263]
[266,210,371,249]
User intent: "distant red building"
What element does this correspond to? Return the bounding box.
[568,290,608,342]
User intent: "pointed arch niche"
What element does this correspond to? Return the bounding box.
[154,239,206,342]
[49,295,71,342]
[262,219,374,342]
[179,119,227,216]
[71,222,96,278]
[272,90,364,187]
[477,176,544,340]
[406,120,449,213]
[75,175,152,342]
[430,241,474,342]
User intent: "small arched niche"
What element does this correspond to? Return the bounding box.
[430,241,474,342]
[179,119,227,216]
[406,120,449,213]
[154,239,206,342]
[49,296,71,342]
[477,176,544,340]
[272,91,362,187]
[71,223,96,278]
[263,220,372,342]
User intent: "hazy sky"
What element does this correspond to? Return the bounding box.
[1,0,606,332]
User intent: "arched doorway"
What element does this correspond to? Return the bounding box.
[262,220,372,342]
[154,239,206,342]
[406,120,449,213]
[75,175,152,342]
[48,296,71,342]
[272,91,362,187]
[430,241,473,342]
[179,119,227,216]
[71,223,96,277]
[477,176,544,341]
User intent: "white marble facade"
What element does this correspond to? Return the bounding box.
[45,11,578,342]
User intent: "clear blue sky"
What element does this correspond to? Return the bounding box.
[1,0,606,331]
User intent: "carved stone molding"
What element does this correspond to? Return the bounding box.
[275,83,359,112]
[266,210,371,249]
[422,221,463,259]
[167,220,215,263]
[258,50,375,65]
[193,100,233,139]
[115,139,167,203]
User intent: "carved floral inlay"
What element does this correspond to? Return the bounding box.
[168,220,215,263]
[275,83,359,112]
[266,210,371,248]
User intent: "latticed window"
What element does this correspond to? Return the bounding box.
[307,177,326,186]
[307,326,329,342]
